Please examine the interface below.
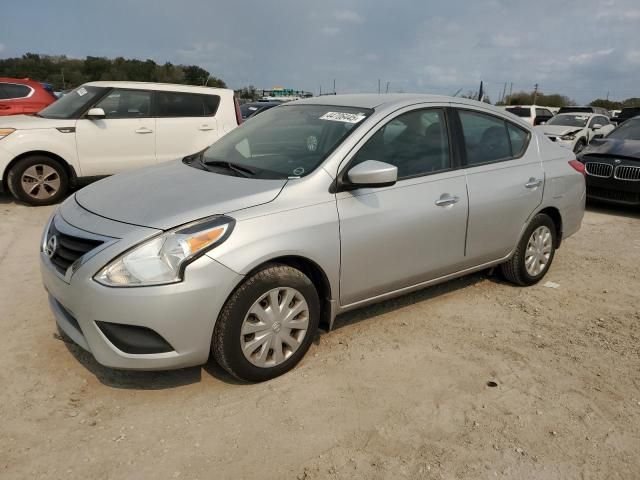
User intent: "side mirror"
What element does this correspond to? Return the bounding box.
[346,160,398,189]
[86,107,106,119]
[592,123,603,130]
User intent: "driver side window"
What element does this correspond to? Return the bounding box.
[351,108,451,179]
[94,89,152,119]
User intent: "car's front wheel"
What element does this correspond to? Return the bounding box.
[501,213,557,286]
[211,264,320,382]
[573,139,587,154]
[7,155,69,206]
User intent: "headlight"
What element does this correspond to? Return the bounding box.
[0,128,15,140]
[95,216,235,287]
[560,134,575,141]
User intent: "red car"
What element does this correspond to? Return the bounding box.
[0,77,57,116]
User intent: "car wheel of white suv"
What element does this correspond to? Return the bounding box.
[211,263,320,382]
[501,213,557,286]
[7,155,69,206]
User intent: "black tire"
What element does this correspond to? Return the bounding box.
[501,213,557,286]
[7,155,69,206]
[211,263,320,382]
[573,139,587,154]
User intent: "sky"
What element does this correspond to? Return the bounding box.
[2,0,640,104]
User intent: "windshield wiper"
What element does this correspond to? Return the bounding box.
[201,159,257,178]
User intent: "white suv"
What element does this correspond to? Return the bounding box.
[0,81,241,205]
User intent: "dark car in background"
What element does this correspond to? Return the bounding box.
[240,100,282,120]
[611,107,640,126]
[0,77,57,116]
[578,117,640,206]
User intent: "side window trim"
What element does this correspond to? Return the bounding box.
[451,107,532,168]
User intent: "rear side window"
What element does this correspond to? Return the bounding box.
[156,92,220,117]
[0,83,32,99]
[507,123,529,157]
[459,110,529,165]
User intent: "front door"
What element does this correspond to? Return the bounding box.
[337,107,469,306]
[75,88,156,176]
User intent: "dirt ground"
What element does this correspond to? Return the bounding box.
[0,192,639,480]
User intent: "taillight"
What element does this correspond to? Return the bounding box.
[234,97,243,126]
[569,159,586,176]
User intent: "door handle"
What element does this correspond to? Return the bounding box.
[198,125,214,131]
[525,178,543,189]
[135,127,153,134]
[435,195,460,207]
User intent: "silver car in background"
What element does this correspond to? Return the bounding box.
[40,94,586,382]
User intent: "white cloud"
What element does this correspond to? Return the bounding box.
[626,50,640,65]
[595,8,640,20]
[321,26,340,36]
[334,10,363,23]
[569,48,615,65]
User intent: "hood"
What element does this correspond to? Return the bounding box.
[0,114,73,129]
[536,125,584,136]
[580,137,640,159]
[75,160,287,230]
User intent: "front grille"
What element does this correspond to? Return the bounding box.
[588,186,640,204]
[47,222,104,275]
[585,162,613,178]
[614,165,640,181]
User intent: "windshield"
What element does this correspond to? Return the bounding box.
[505,107,531,118]
[202,104,372,179]
[607,118,640,141]
[38,86,106,119]
[547,114,589,128]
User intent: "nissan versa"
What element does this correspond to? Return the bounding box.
[40,94,586,382]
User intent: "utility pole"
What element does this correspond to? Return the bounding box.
[533,83,539,105]
[507,82,513,105]
[319,85,322,96]
[61,69,66,90]
[500,82,507,104]
[606,91,610,101]
[333,79,336,95]
[385,81,390,94]
[378,79,381,94]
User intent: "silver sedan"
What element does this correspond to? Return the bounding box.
[40,94,586,381]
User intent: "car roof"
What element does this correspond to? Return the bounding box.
[292,93,493,110]
[82,81,232,94]
[555,112,597,117]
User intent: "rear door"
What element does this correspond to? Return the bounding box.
[455,107,544,265]
[154,91,221,163]
[75,88,156,176]
[337,107,469,305]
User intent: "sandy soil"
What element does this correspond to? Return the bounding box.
[0,193,639,480]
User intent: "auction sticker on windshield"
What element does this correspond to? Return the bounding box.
[77,87,88,96]
[320,112,366,123]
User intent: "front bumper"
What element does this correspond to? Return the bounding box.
[582,158,640,206]
[41,202,243,370]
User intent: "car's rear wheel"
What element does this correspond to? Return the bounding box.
[501,213,557,286]
[7,155,69,206]
[211,264,320,382]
